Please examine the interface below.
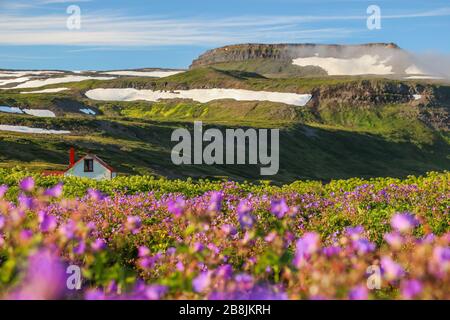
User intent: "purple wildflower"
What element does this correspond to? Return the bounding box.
[167,196,186,217]
[125,216,142,234]
[19,229,33,242]
[237,200,255,230]
[0,214,5,230]
[240,285,288,300]
[73,240,86,255]
[139,257,154,269]
[264,231,277,243]
[270,199,289,218]
[381,256,404,281]
[348,285,369,300]
[44,183,63,198]
[207,242,220,254]
[221,224,237,236]
[166,247,176,255]
[176,261,184,271]
[216,264,233,279]
[145,285,167,300]
[19,177,35,192]
[0,185,8,198]
[193,242,204,253]
[322,245,341,257]
[353,238,376,255]
[18,194,33,210]
[431,246,450,276]
[10,249,66,300]
[208,191,223,212]
[138,246,150,257]
[91,238,106,252]
[192,271,211,293]
[391,213,418,233]
[87,189,105,201]
[293,232,320,268]
[85,289,106,300]
[59,220,76,240]
[235,273,254,291]
[38,211,57,232]
[384,232,403,249]
[401,280,422,299]
[345,226,365,240]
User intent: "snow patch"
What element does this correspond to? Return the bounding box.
[405,65,426,75]
[85,88,313,107]
[0,106,56,117]
[0,77,30,86]
[23,109,56,117]
[20,88,68,94]
[0,125,70,134]
[404,76,444,80]
[292,55,394,75]
[80,108,96,115]
[9,75,116,89]
[0,106,23,114]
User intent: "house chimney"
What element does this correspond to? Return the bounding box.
[69,147,75,166]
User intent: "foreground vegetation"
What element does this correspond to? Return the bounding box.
[0,171,448,299]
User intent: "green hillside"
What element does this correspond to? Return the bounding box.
[0,67,448,182]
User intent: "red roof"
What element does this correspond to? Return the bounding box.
[66,154,116,173]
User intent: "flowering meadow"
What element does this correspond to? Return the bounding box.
[0,169,448,300]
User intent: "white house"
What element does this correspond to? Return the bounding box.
[65,154,117,180]
[44,148,117,180]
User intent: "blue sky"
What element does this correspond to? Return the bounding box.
[0,0,449,70]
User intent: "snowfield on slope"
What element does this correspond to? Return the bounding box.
[404,76,444,80]
[22,109,56,117]
[0,106,23,114]
[100,70,184,78]
[85,88,313,107]
[0,77,30,86]
[292,55,394,75]
[80,108,96,115]
[0,125,70,134]
[0,106,55,117]
[405,65,427,75]
[7,75,116,89]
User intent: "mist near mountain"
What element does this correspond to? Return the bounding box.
[412,52,450,79]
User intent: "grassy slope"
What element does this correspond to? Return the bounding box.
[0,114,448,182]
[0,68,448,182]
[201,59,328,78]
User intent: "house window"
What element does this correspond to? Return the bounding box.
[84,159,94,172]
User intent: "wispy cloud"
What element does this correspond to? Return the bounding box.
[0,13,358,46]
[0,7,449,47]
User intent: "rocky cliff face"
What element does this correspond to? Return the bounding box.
[191,43,401,68]
[311,80,449,131]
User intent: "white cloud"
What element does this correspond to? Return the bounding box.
[0,12,358,46]
[0,7,448,47]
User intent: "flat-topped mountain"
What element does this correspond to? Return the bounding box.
[191,43,399,65]
[190,43,441,79]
